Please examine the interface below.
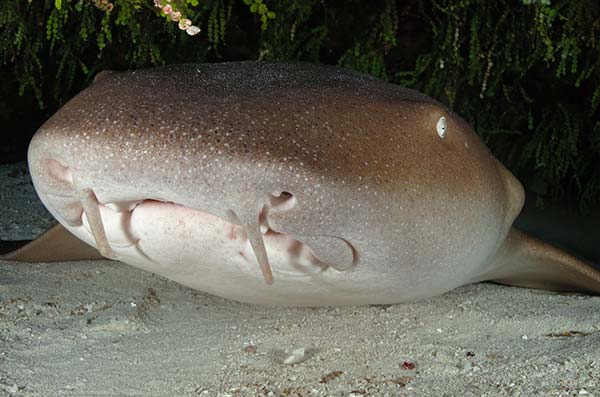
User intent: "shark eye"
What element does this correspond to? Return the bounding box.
[436,117,447,139]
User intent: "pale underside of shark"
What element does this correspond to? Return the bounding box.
[2,62,599,306]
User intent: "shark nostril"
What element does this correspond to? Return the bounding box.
[262,191,296,232]
[33,159,82,226]
[44,159,73,185]
[36,159,76,198]
[268,191,296,212]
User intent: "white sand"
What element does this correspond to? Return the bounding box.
[1,260,599,396]
[1,162,599,396]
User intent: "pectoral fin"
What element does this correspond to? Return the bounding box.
[0,223,104,262]
[480,228,600,294]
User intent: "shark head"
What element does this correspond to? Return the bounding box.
[18,62,597,306]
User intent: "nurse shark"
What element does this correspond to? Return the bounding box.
[2,62,599,305]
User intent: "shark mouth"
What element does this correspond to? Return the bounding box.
[34,158,357,284]
[41,190,313,283]
[33,159,285,283]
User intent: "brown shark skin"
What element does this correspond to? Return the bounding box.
[10,61,599,305]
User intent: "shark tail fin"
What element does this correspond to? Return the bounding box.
[0,223,104,263]
[482,228,600,294]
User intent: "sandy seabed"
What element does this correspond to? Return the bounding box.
[1,163,599,396]
[1,260,599,396]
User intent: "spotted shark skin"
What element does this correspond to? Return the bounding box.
[2,62,599,306]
